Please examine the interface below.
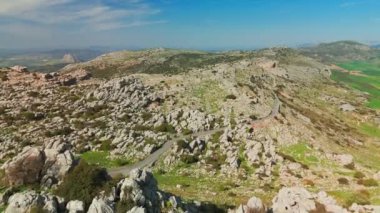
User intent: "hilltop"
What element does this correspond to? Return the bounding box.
[300,41,380,63]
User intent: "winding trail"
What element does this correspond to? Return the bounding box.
[251,93,280,125]
[108,128,225,177]
[107,94,280,177]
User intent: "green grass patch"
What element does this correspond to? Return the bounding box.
[191,80,227,113]
[360,123,380,138]
[329,189,371,207]
[280,142,321,167]
[81,151,131,168]
[154,171,249,209]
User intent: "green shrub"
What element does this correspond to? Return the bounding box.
[0,169,8,190]
[357,178,378,187]
[116,199,135,213]
[27,91,40,98]
[210,131,223,144]
[99,140,112,151]
[154,123,176,134]
[176,140,188,149]
[56,160,109,209]
[141,112,153,121]
[145,138,155,145]
[21,112,37,121]
[133,125,152,132]
[354,171,366,179]
[182,129,193,135]
[225,94,237,100]
[180,154,199,164]
[29,205,47,213]
[337,177,349,185]
[205,154,227,170]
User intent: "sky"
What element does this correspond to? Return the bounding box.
[0,0,379,50]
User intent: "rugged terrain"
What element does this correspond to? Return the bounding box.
[0,43,380,212]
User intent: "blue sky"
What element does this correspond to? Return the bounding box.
[0,0,379,49]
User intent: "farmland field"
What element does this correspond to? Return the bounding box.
[331,60,380,109]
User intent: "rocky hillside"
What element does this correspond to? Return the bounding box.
[300,41,380,63]
[1,47,380,212]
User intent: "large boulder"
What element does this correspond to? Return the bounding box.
[87,197,114,213]
[5,191,59,213]
[117,169,189,213]
[333,154,355,169]
[119,169,160,210]
[231,196,266,213]
[1,147,45,186]
[1,143,75,187]
[271,187,317,213]
[42,142,75,187]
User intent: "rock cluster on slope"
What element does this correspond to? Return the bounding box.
[1,142,75,187]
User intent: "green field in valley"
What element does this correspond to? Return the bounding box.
[331,60,380,109]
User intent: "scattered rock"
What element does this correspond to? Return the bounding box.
[66,200,85,213]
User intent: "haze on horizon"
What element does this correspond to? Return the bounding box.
[0,0,380,50]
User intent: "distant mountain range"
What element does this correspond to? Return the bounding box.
[299,40,379,63]
[0,48,108,72]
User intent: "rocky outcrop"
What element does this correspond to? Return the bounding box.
[231,197,266,213]
[1,147,45,186]
[88,197,114,213]
[5,191,60,213]
[332,153,355,169]
[89,77,161,111]
[271,187,318,213]
[1,143,75,187]
[117,169,191,213]
[231,187,380,213]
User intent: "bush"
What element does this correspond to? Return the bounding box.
[27,91,40,98]
[345,190,371,207]
[0,169,8,190]
[225,94,237,100]
[354,171,366,179]
[141,112,153,121]
[29,205,46,213]
[1,75,8,81]
[338,177,349,185]
[99,140,112,151]
[21,112,37,121]
[176,140,188,149]
[133,125,152,132]
[182,128,193,135]
[154,123,176,134]
[56,160,109,209]
[357,178,378,187]
[180,155,199,164]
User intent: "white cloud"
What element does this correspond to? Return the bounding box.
[0,0,164,30]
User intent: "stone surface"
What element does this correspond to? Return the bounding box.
[66,200,85,213]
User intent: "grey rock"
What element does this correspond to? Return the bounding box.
[87,197,114,213]
[127,207,146,213]
[271,187,316,213]
[5,191,58,213]
[66,200,85,213]
[1,147,45,186]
